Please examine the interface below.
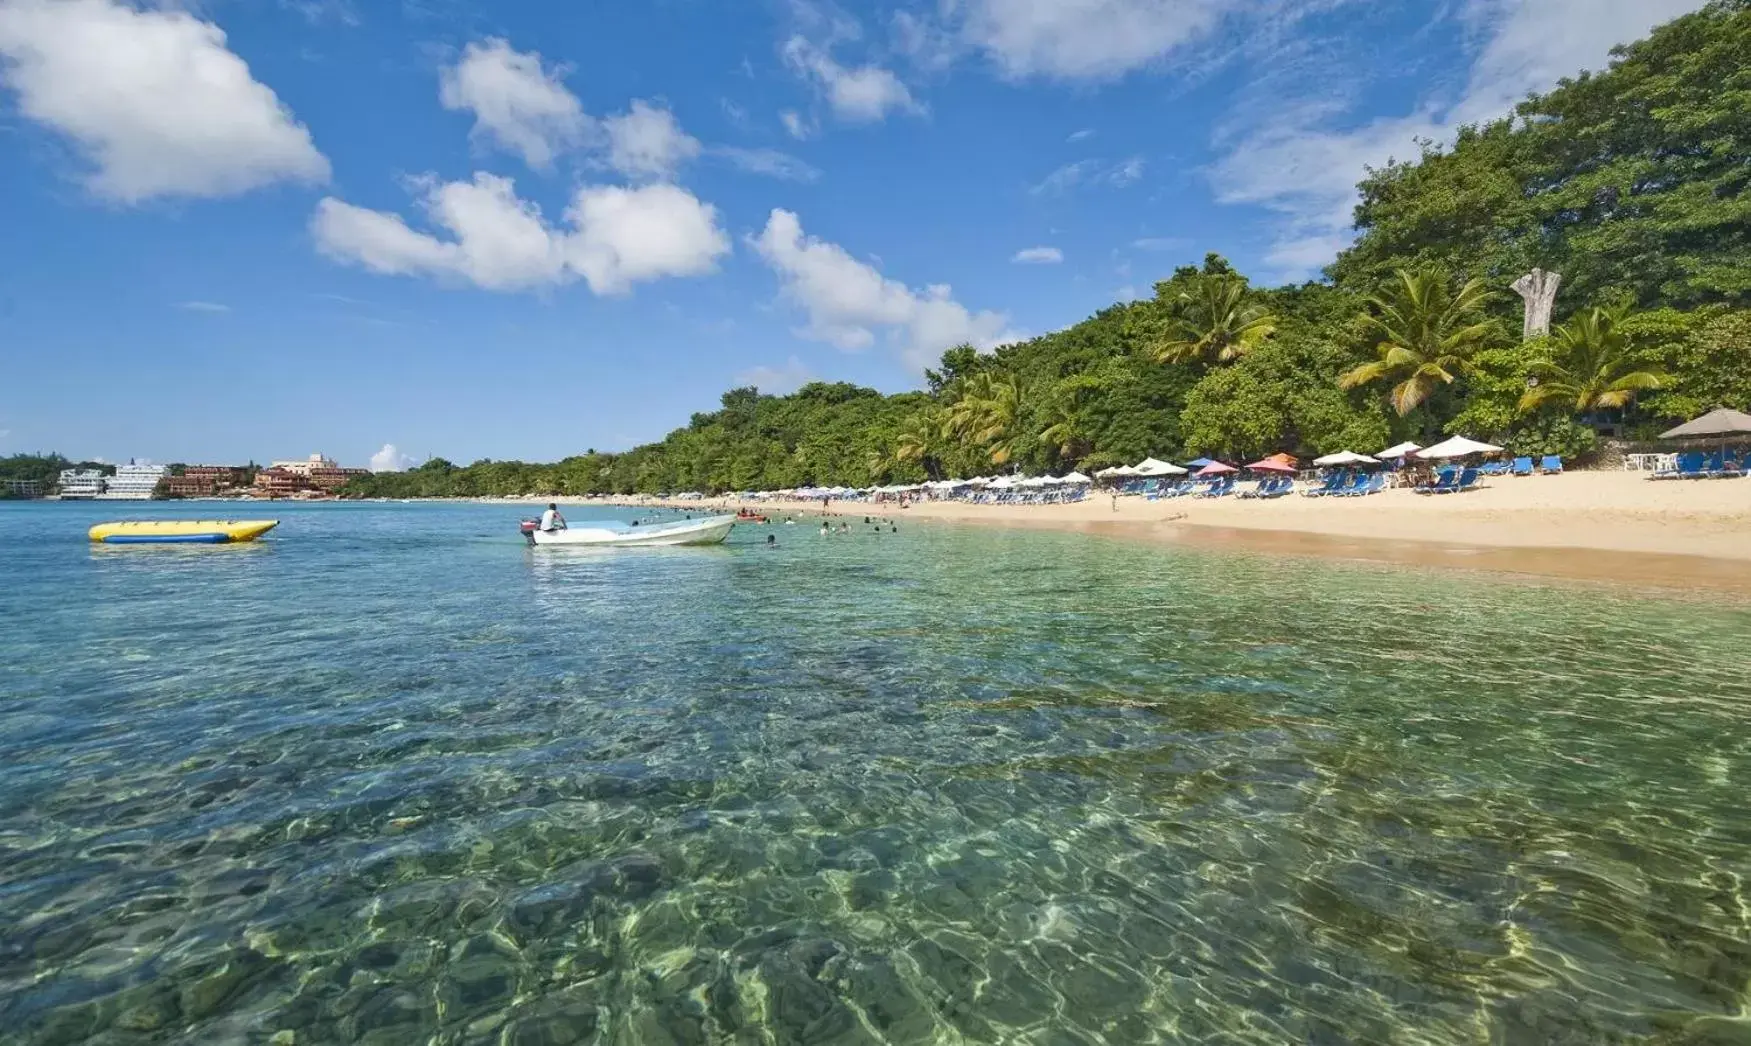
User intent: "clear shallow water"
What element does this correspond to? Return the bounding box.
[2,501,1750,1045]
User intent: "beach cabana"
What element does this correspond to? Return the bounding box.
[1416,436,1503,459]
[1313,451,1379,467]
[1375,442,1422,460]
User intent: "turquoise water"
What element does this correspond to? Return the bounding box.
[3,501,1750,1045]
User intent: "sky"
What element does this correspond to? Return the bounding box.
[0,0,1708,468]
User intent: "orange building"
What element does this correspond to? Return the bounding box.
[166,466,248,497]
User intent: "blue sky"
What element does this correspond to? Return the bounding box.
[0,0,1704,468]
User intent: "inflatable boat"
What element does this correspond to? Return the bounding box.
[88,520,280,544]
[519,514,735,547]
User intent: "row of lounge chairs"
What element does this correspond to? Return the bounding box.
[1303,472,1387,497]
[1476,456,1564,476]
[965,488,1091,505]
[1416,467,1482,494]
[1652,452,1747,480]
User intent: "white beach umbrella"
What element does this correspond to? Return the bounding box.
[990,476,1016,488]
[1021,476,1052,488]
[1416,436,1504,459]
[1133,458,1187,476]
[1061,471,1093,484]
[1375,442,1423,460]
[1313,450,1379,467]
[1094,466,1126,478]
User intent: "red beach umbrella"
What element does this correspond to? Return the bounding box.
[1196,461,1237,477]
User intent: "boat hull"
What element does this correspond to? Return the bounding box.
[527,515,735,547]
[89,520,280,544]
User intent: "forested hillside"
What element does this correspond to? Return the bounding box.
[345,1,1751,499]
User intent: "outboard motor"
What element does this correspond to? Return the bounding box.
[519,519,539,546]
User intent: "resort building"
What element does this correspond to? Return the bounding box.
[165,466,249,498]
[3,479,43,498]
[253,467,305,498]
[96,461,168,500]
[253,456,367,497]
[57,469,106,499]
[271,453,338,475]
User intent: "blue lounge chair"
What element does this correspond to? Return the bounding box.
[1197,476,1236,498]
[1539,455,1563,474]
[1479,461,1508,476]
[1511,457,1534,477]
[1453,467,1480,492]
[1264,478,1295,498]
[1418,469,1459,495]
[1341,472,1386,497]
[1302,470,1345,497]
[1676,452,1708,479]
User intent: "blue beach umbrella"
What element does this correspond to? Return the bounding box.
[1185,457,1216,468]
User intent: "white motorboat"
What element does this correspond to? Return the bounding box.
[520,514,736,547]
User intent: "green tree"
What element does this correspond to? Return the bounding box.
[1339,268,1499,417]
[1148,273,1277,366]
[1519,306,1669,413]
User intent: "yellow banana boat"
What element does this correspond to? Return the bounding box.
[89,520,280,544]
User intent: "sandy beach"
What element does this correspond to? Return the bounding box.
[588,470,1751,593]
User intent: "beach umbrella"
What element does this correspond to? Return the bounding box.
[1094,466,1126,478]
[1313,450,1379,467]
[1185,457,1217,469]
[1113,464,1141,476]
[1196,461,1237,477]
[1416,436,1503,460]
[1660,408,1751,440]
[1375,442,1422,460]
[1244,457,1296,473]
[990,476,1016,488]
[1133,457,1186,476]
[1062,471,1092,484]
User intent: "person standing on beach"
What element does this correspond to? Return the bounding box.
[1111,492,1119,512]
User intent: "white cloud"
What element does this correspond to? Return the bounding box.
[711,146,821,182]
[1210,0,1708,281]
[1132,236,1188,251]
[1067,128,1096,142]
[439,37,587,169]
[1110,156,1146,185]
[1012,246,1063,264]
[602,99,701,181]
[779,108,813,138]
[950,0,1232,80]
[1030,157,1145,194]
[752,208,1021,372]
[369,443,414,472]
[782,36,920,123]
[176,300,231,312]
[0,0,329,203]
[735,355,816,394]
[312,174,730,295]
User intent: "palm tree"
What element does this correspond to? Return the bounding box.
[1151,274,1276,366]
[891,409,945,479]
[947,374,1026,465]
[1037,374,1106,463]
[1518,306,1668,414]
[1339,268,1497,416]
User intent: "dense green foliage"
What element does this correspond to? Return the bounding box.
[346,4,1751,498]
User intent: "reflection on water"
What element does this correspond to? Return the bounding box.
[2,501,1750,1044]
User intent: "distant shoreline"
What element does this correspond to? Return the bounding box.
[578,472,1751,595]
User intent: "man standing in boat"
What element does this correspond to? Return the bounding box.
[539,503,566,532]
